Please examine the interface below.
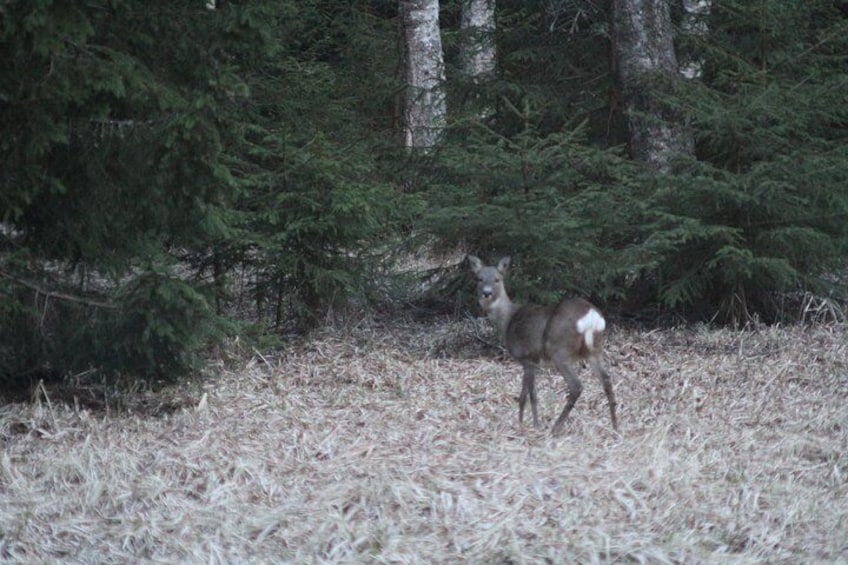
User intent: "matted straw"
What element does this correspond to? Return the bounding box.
[1,319,846,563]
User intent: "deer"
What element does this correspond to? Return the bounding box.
[468,255,618,434]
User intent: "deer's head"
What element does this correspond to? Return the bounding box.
[468,255,511,314]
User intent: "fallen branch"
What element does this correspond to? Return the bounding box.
[0,269,117,309]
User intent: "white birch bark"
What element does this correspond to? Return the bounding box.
[460,0,496,118]
[680,0,710,79]
[402,0,447,151]
[460,0,496,80]
[613,0,693,172]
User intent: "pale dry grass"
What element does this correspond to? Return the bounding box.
[1,320,847,563]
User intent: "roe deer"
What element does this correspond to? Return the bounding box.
[468,255,618,433]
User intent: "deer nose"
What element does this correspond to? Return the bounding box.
[481,287,493,298]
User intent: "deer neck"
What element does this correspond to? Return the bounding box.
[485,293,517,339]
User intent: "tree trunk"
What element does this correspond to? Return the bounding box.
[461,0,496,80]
[680,0,710,79]
[460,0,496,118]
[612,0,693,172]
[402,0,447,151]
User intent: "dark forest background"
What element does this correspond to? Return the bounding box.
[2,1,846,387]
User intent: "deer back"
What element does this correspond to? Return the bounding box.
[505,303,556,363]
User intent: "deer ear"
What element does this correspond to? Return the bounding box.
[497,256,511,273]
[467,255,483,274]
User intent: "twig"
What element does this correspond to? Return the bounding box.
[0,269,117,309]
[253,347,275,371]
[34,379,59,432]
[467,312,504,352]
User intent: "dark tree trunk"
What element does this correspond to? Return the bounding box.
[613,0,694,172]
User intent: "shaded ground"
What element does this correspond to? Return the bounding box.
[1,319,847,563]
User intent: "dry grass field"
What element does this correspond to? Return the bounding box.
[1,318,847,563]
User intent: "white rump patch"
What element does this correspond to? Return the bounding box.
[576,309,606,349]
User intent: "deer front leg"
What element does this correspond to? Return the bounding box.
[518,363,540,428]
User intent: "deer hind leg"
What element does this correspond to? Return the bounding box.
[550,352,583,435]
[518,363,540,428]
[591,357,618,431]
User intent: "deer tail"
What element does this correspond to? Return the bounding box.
[576,309,606,350]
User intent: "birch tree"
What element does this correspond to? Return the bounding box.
[680,0,710,79]
[460,0,496,118]
[402,0,447,150]
[612,0,693,172]
[460,0,496,80]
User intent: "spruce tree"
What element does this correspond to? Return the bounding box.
[640,0,848,322]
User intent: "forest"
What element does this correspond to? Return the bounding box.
[1,1,847,561]
[1,0,847,384]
